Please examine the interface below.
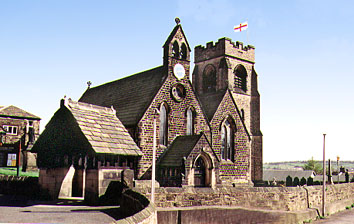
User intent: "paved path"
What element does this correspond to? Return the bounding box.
[314,209,354,223]
[0,195,118,223]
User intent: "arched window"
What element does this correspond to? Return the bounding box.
[186,108,194,135]
[221,125,226,159]
[159,104,168,145]
[221,117,235,161]
[202,64,216,93]
[172,41,179,58]
[180,43,187,60]
[234,65,247,92]
[240,109,245,122]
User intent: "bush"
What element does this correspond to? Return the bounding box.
[293,177,300,186]
[307,177,314,186]
[300,177,307,186]
[286,175,292,186]
[314,181,321,185]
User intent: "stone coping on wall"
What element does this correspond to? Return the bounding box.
[114,202,156,224]
[157,206,318,224]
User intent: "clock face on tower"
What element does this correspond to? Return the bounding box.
[173,63,185,79]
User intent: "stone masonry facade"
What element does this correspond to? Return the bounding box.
[193,37,262,181]
[78,21,263,187]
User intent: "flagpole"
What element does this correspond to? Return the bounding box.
[246,19,249,46]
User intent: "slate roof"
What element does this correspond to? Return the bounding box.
[263,170,316,182]
[158,134,202,167]
[32,98,141,156]
[66,99,142,156]
[197,90,227,121]
[79,66,167,127]
[0,105,40,120]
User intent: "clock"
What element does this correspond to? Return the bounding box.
[173,63,185,79]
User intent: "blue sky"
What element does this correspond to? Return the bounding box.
[1,0,354,162]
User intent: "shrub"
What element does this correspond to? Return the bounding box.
[314,180,321,185]
[286,175,292,186]
[300,177,307,186]
[307,177,314,186]
[293,177,300,186]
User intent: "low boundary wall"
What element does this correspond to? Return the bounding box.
[134,183,354,223]
[114,189,157,224]
[0,175,40,197]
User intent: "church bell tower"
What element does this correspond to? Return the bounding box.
[192,38,263,181]
[163,18,191,81]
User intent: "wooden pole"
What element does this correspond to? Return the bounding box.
[17,139,21,177]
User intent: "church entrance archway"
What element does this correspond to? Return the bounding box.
[194,157,206,186]
[194,153,213,187]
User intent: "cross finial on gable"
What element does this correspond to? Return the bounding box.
[87,81,92,89]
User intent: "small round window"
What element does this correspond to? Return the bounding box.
[171,83,186,102]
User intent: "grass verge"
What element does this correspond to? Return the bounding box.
[0,167,39,177]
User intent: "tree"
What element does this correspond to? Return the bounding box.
[293,177,300,186]
[307,176,314,186]
[303,157,323,174]
[300,177,307,186]
[286,175,292,186]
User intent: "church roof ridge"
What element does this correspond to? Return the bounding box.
[79,65,167,126]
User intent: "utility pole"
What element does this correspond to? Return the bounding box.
[337,156,340,184]
[322,134,326,217]
[151,108,160,204]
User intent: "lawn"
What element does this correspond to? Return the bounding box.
[0,167,39,177]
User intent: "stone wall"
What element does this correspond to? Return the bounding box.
[136,183,354,214]
[157,207,317,224]
[113,189,157,224]
[39,167,70,199]
[210,90,251,184]
[137,72,211,178]
[0,175,40,197]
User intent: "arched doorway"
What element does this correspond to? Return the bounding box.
[194,153,213,187]
[194,157,206,187]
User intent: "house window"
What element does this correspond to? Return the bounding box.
[221,118,235,161]
[234,65,247,92]
[186,108,194,135]
[159,104,168,146]
[27,120,35,143]
[202,64,216,93]
[3,125,18,135]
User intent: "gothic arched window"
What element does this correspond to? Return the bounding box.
[172,41,179,58]
[186,108,194,135]
[159,104,168,146]
[240,109,245,122]
[202,64,216,93]
[234,65,247,92]
[180,43,187,60]
[221,117,236,161]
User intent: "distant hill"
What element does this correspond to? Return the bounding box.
[264,161,354,171]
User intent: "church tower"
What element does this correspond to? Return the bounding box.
[163,18,191,81]
[192,38,263,181]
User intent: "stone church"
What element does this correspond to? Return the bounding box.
[79,20,262,185]
[33,20,262,200]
